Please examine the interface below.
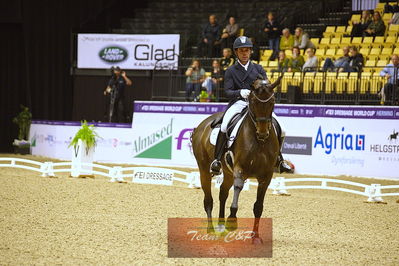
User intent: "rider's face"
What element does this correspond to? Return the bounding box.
[235,47,251,65]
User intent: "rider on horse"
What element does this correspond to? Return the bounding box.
[210,35,293,175]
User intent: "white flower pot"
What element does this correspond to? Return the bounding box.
[70,139,95,178]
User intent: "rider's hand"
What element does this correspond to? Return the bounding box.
[240,89,251,99]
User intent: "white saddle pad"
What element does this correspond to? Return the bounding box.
[210,115,246,148]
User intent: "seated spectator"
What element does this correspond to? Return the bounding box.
[351,10,372,37]
[322,46,350,72]
[198,14,222,58]
[379,54,399,105]
[288,46,305,72]
[346,46,364,72]
[185,59,206,101]
[250,37,260,62]
[279,28,294,51]
[263,11,281,61]
[220,48,235,71]
[272,50,290,73]
[220,16,239,51]
[363,11,386,37]
[210,59,224,100]
[302,48,318,72]
[388,11,399,25]
[294,27,315,50]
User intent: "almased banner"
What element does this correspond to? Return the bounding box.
[77,34,180,70]
[132,101,399,179]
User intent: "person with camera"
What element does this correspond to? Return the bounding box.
[185,59,206,102]
[103,66,132,123]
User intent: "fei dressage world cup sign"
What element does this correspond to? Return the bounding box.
[77,34,180,70]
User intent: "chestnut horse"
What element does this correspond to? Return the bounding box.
[191,76,282,243]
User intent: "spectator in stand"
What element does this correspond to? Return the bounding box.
[198,14,222,58]
[322,46,350,72]
[363,11,386,37]
[272,50,290,72]
[346,46,364,72]
[279,28,294,51]
[185,59,206,101]
[294,27,315,50]
[201,59,224,101]
[351,10,372,37]
[379,54,399,105]
[388,11,399,25]
[288,46,305,72]
[302,48,318,72]
[220,48,236,71]
[263,12,281,61]
[220,16,239,51]
[250,37,260,62]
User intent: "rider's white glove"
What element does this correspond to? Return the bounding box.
[240,89,251,99]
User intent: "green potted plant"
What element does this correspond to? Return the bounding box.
[68,120,100,178]
[12,105,32,155]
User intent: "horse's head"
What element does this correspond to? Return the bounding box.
[248,75,282,141]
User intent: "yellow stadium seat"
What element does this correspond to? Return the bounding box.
[319,59,326,68]
[259,61,269,69]
[345,25,353,34]
[393,47,399,54]
[238,28,245,36]
[285,50,293,57]
[205,72,211,77]
[291,72,302,87]
[367,47,381,61]
[381,47,393,55]
[315,48,326,57]
[323,26,336,38]
[370,36,385,48]
[359,72,372,94]
[335,26,346,34]
[351,37,362,47]
[362,36,374,45]
[318,37,331,48]
[330,37,341,47]
[335,48,344,58]
[303,72,315,94]
[310,38,320,46]
[325,72,337,94]
[269,60,278,68]
[382,13,393,22]
[325,48,336,58]
[281,72,293,93]
[347,72,359,94]
[341,37,351,44]
[365,60,376,67]
[313,72,324,93]
[336,72,348,94]
[359,47,370,56]
[348,14,361,25]
[375,60,388,73]
[370,72,385,94]
[385,36,397,44]
[387,24,399,35]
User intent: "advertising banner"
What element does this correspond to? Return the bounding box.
[29,102,399,179]
[77,34,180,70]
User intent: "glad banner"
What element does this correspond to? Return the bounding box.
[77,34,180,70]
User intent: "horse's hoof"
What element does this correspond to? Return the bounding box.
[225,217,237,231]
[207,226,215,234]
[252,237,263,245]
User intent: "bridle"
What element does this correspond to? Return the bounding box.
[246,81,275,140]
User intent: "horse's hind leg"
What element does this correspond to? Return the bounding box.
[200,169,214,233]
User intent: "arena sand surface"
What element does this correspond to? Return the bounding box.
[0,154,399,265]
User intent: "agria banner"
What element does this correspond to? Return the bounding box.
[77,34,180,70]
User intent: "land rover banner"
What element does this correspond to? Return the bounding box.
[77,33,180,70]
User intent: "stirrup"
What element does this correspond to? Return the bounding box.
[210,159,222,176]
[279,160,293,174]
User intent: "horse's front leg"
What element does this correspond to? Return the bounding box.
[217,171,233,230]
[252,176,272,244]
[226,168,245,231]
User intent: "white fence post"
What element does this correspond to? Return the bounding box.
[109,166,125,183]
[188,172,201,188]
[46,162,55,177]
[366,184,384,203]
[272,176,289,195]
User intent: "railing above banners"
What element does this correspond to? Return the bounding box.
[1,157,398,203]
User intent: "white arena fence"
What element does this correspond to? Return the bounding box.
[1,157,398,203]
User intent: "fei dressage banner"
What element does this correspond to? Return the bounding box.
[29,101,399,179]
[77,34,180,70]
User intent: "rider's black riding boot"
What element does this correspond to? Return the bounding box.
[276,135,293,174]
[210,131,227,175]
